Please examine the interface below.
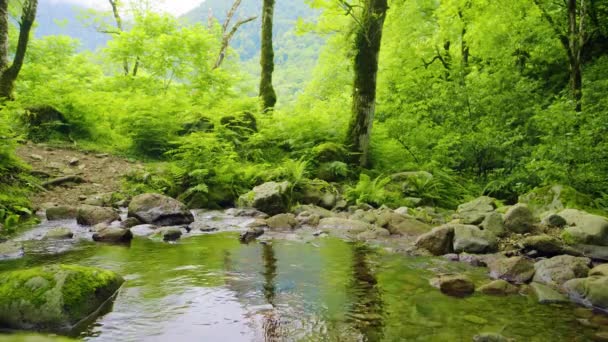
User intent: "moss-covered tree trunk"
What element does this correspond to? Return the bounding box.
[345,0,388,167]
[0,0,38,101]
[259,0,277,111]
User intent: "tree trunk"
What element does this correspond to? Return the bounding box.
[259,0,277,111]
[345,0,388,167]
[0,0,38,100]
[568,0,584,112]
[108,0,130,75]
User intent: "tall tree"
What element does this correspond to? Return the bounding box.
[0,0,38,100]
[259,0,277,111]
[345,0,389,167]
[534,0,590,112]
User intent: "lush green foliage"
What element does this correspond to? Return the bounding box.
[2,0,607,214]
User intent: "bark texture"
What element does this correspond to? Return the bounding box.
[345,0,388,167]
[259,0,277,111]
[0,0,38,100]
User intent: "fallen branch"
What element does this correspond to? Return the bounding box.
[42,175,86,188]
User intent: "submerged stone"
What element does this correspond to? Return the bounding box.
[431,274,475,297]
[0,264,124,332]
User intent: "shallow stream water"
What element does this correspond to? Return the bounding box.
[0,211,604,341]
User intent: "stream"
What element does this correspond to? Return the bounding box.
[0,210,603,341]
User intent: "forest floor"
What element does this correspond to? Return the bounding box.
[16,142,143,209]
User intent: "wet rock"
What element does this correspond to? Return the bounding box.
[378,211,431,236]
[0,242,23,260]
[570,244,608,261]
[504,204,535,234]
[533,255,591,287]
[453,224,498,254]
[45,206,78,221]
[239,227,265,243]
[519,235,565,257]
[530,282,568,304]
[92,227,133,243]
[237,181,290,216]
[266,213,297,230]
[457,196,497,225]
[295,211,320,227]
[128,193,194,226]
[590,264,608,277]
[560,209,608,246]
[415,225,455,256]
[488,256,535,284]
[356,227,390,241]
[473,333,512,342]
[77,205,120,226]
[0,264,124,333]
[130,224,158,237]
[542,214,567,228]
[225,208,268,218]
[121,217,141,229]
[431,274,475,297]
[480,212,506,237]
[318,218,372,238]
[44,228,73,240]
[563,276,608,311]
[156,227,182,241]
[478,279,519,296]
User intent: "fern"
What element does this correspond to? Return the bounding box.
[345,174,391,207]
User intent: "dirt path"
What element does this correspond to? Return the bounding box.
[16,143,144,209]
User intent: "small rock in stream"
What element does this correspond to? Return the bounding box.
[239,227,265,244]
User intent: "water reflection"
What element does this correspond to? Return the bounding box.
[261,243,280,341]
[347,243,385,342]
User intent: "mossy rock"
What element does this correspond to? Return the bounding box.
[0,264,124,333]
[312,142,347,163]
[520,185,600,217]
[21,106,71,142]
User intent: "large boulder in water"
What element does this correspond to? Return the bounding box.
[415,225,455,256]
[560,209,608,246]
[532,255,590,287]
[0,264,123,332]
[128,193,194,226]
[238,181,290,216]
[76,205,120,226]
[453,224,498,254]
[563,276,608,311]
[488,256,535,284]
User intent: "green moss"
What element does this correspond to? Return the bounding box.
[0,265,124,331]
[520,184,601,216]
[561,230,579,245]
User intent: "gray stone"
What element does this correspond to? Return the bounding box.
[318,217,372,238]
[77,205,120,226]
[571,244,608,261]
[519,235,565,257]
[530,282,568,304]
[457,196,497,225]
[415,225,455,256]
[45,206,77,221]
[478,279,519,296]
[121,217,141,229]
[560,209,608,246]
[356,228,391,241]
[238,181,290,215]
[0,242,23,260]
[453,224,498,254]
[533,255,590,287]
[128,193,194,226]
[488,257,535,284]
[504,204,535,234]
[130,224,158,237]
[430,274,475,297]
[266,213,297,230]
[376,210,430,236]
[44,228,73,240]
[92,227,133,243]
[480,212,506,237]
[239,227,264,243]
[563,276,608,311]
[157,227,182,241]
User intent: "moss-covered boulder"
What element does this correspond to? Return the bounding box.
[563,276,608,311]
[238,181,290,216]
[76,205,120,226]
[128,193,194,226]
[520,185,598,217]
[0,265,124,332]
[560,209,608,246]
[46,206,78,221]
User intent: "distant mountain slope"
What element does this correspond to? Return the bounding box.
[36,0,109,51]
